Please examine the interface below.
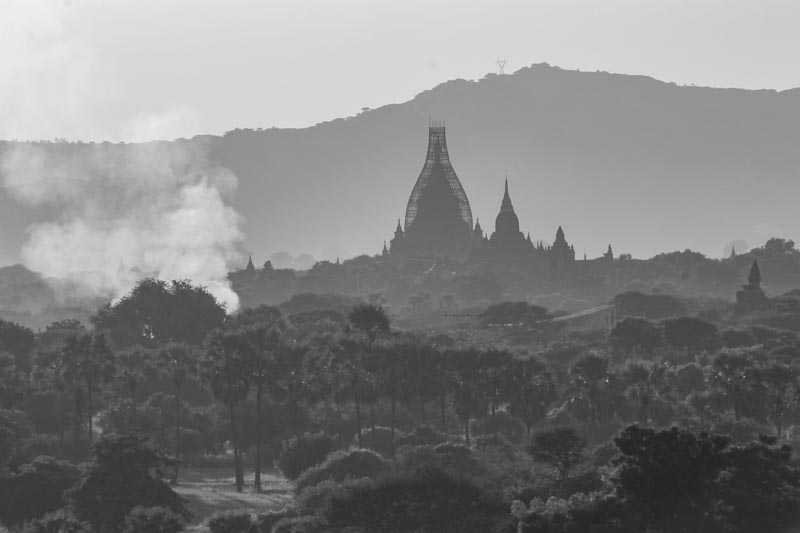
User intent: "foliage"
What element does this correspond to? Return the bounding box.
[19,508,94,533]
[0,456,80,526]
[479,301,550,327]
[276,432,341,481]
[527,427,587,479]
[206,510,255,533]
[122,506,186,533]
[91,278,226,348]
[609,317,662,354]
[662,316,721,354]
[470,412,526,443]
[357,426,405,457]
[294,448,390,493]
[613,291,684,320]
[65,433,189,532]
[394,425,448,448]
[323,468,512,533]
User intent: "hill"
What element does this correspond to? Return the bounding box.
[2,63,800,267]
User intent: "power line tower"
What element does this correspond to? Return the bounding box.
[497,59,506,74]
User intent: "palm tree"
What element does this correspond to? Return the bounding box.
[240,323,282,491]
[157,342,196,483]
[507,356,558,436]
[115,345,155,424]
[199,330,250,492]
[58,333,114,450]
[449,348,487,444]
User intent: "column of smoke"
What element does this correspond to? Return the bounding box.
[0,139,244,312]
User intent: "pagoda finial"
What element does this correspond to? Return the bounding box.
[729,245,737,259]
[748,258,761,288]
[382,241,388,256]
[246,255,255,272]
[501,177,513,212]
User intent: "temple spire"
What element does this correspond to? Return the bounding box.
[500,177,514,213]
[246,255,255,273]
[748,259,761,288]
[729,245,737,259]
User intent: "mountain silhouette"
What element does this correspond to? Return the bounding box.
[2,63,799,266]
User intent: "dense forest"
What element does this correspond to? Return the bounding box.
[2,238,800,532]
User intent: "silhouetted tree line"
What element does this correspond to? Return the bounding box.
[2,277,800,531]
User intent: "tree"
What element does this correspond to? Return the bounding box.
[66,433,190,532]
[239,321,283,491]
[57,333,114,449]
[507,356,558,436]
[662,316,721,355]
[479,301,550,327]
[92,278,226,348]
[198,330,250,492]
[613,291,685,320]
[476,348,512,416]
[706,350,764,426]
[115,345,155,424]
[761,362,800,439]
[157,342,196,483]
[527,426,587,479]
[348,303,390,340]
[566,353,614,425]
[0,318,35,372]
[449,348,488,444]
[609,317,662,354]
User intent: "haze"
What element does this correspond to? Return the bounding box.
[2,0,800,142]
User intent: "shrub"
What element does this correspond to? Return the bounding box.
[276,433,341,480]
[356,426,406,457]
[0,456,80,526]
[470,412,526,443]
[253,508,295,532]
[271,515,324,533]
[721,327,759,348]
[395,425,448,448]
[20,508,93,533]
[395,443,487,481]
[324,468,512,533]
[207,510,254,533]
[65,433,190,532]
[294,448,389,493]
[294,480,350,514]
[122,506,186,533]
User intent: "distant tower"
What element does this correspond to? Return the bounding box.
[748,258,761,288]
[604,245,614,261]
[735,258,769,315]
[382,241,389,257]
[497,59,506,74]
[401,123,473,258]
[729,245,737,259]
[246,255,256,273]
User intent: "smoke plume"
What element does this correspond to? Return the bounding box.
[0,139,244,311]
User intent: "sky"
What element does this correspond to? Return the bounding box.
[2,0,800,142]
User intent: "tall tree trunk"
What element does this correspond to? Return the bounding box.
[173,388,181,484]
[355,382,363,447]
[370,402,376,431]
[229,403,243,493]
[129,384,137,423]
[440,394,447,433]
[86,383,93,449]
[420,396,427,425]
[255,384,263,492]
[390,392,397,457]
[464,417,470,445]
[73,390,82,449]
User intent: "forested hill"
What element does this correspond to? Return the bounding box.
[3,63,800,265]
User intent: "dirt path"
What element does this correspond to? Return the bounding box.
[174,467,293,530]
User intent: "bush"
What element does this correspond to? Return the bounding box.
[20,508,93,533]
[470,412,526,443]
[253,508,295,532]
[275,433,341,481]
[294,480,350,514]
[356,426,406,457]
[395,425,448,448]
[323,468,512,533]
[294,448,389,493]
[721,327,759,348]
[122,506,186,533]
[207,510,254,533]
[395,443,487,481]
[0,456,80,526]
[65,433,190,532]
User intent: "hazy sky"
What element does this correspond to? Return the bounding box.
[2,0,800,142]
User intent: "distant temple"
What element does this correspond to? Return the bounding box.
[387,124,578,267]
[734,259,769,315]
